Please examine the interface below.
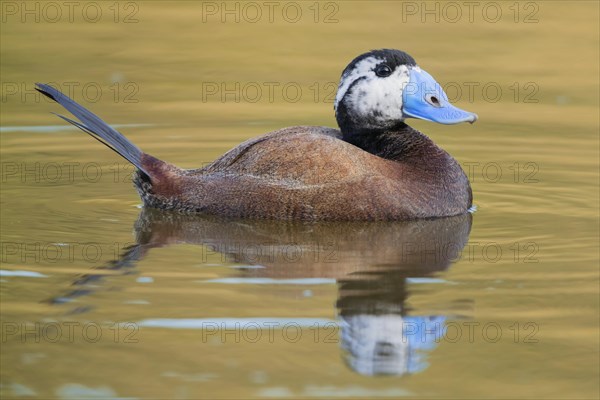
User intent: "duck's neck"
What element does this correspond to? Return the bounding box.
[341,122,448,164]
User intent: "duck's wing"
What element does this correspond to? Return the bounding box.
[198,126,385,185]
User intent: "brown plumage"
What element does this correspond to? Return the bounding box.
[36,49,477,221]
[133,125,471,220]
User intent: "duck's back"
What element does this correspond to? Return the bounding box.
[202,126,393,185]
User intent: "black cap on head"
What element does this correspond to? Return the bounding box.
[341,49,417,77]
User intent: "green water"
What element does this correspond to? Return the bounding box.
[1,1,598,398]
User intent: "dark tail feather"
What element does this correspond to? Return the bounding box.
[35,83,150,176]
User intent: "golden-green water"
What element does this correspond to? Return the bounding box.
[1,1,598,398]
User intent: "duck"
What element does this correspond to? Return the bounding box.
[36,49,477,221]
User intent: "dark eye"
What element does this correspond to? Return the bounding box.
[375,64,392,77]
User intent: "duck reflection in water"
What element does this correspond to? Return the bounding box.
[52,210,472,376]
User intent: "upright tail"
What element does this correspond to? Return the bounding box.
[35,83,151,177]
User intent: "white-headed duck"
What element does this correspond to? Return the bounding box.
[36,49,477,220]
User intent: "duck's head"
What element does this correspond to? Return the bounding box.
[334,49,477,134]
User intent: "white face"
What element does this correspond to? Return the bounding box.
[335,56,412,128]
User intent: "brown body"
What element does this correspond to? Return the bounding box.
[134,125,472,221]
